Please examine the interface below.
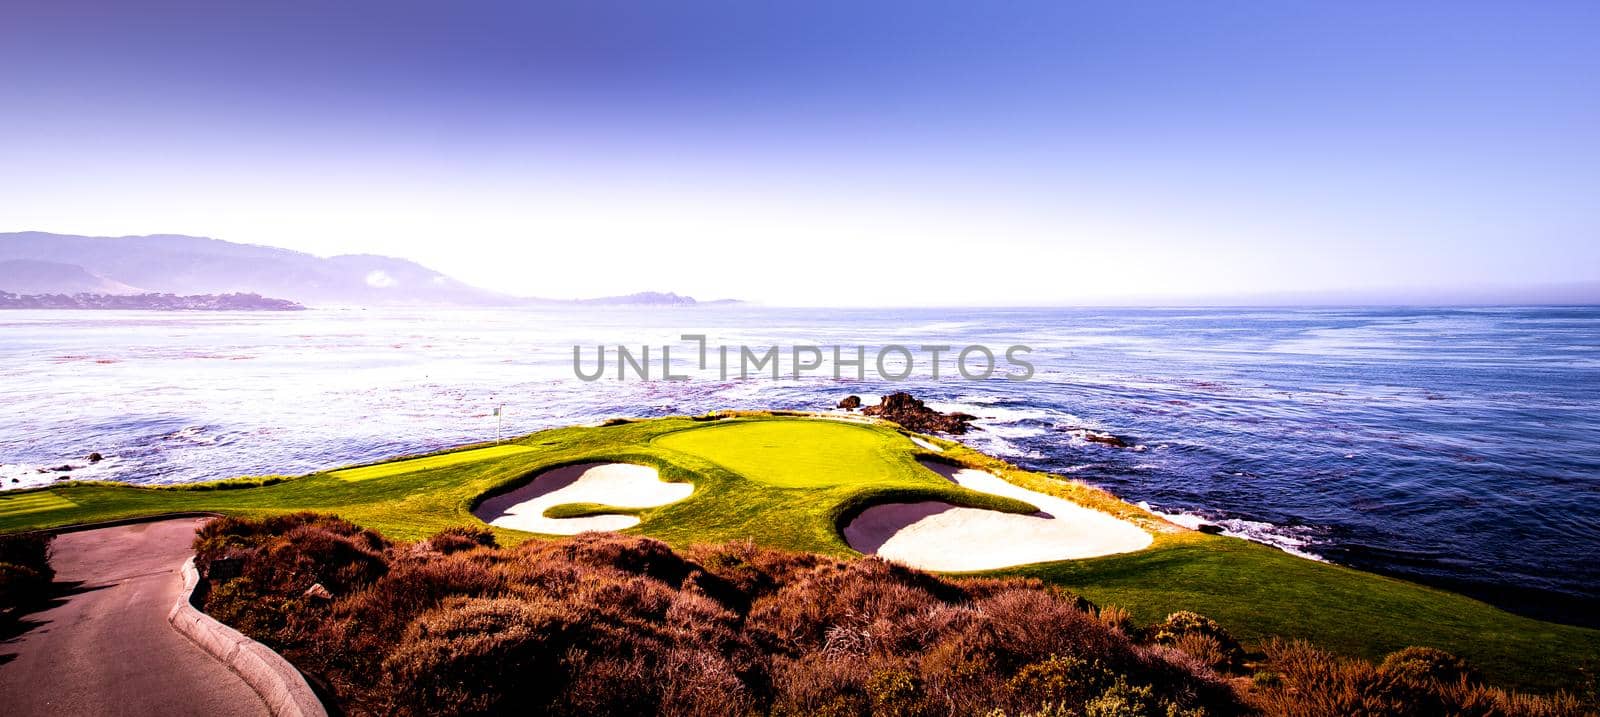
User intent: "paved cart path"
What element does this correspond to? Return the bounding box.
[0,517,270,717]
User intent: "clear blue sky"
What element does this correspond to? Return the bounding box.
[3,1,1597,304]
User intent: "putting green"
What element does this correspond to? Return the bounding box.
[329,444,534,482]
[654,419,907,488]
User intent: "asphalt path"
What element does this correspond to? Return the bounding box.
[0,517,270,716]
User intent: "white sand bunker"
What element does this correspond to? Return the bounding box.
[908,435,943,452]
[844,459,1152,571]
[473,463,692,535]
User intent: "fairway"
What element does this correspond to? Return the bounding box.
[0,490,77,518]
[654,419,907,487]
[328,444,534,481]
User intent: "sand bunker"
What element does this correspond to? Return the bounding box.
[844,459,1152,571]
[473,463,692,535]
[908,435,943,452]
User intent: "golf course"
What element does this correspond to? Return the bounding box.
[2,413,1595,693]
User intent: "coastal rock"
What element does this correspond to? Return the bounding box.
[51,464,76,472]
[87,452,103,463]
[861,392,977,434]
[1082,432,1130,448]
[838,395,861,410]
[1196,523,1225,535]
[303,583,333,601]
[1062,427,1131,448]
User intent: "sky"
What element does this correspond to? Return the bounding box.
[2,0,1597,306]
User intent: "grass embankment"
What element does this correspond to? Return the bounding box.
[1,414,1595,692]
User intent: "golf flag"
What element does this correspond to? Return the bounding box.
[493,406,501,416]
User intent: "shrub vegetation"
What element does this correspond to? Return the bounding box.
[196,513,1239,716]
[192,514,1592,717]
[0,532,54,614]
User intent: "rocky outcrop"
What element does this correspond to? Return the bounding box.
[1060,427,1132,448]
[837,395,861,410]
[861,392,977,434]
[1081,431,1130,448]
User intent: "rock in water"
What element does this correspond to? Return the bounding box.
[1060,427,1133,448]
[1081,431,1130,448]
[838,395,861,409]
[87,452,103,463]
[861,392,977,434]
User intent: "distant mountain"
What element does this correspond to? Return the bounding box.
[0,232,744,307]
[572,291,698,306]
[0,232,507,305]
[0,259,145,295]
[527,291,745,306]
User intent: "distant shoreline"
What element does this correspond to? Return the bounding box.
[0,291,304,311]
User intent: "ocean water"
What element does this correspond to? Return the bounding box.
[1,306,1597,625]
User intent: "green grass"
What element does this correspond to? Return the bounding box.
[328,444,534,481]
[1005,531,1599,693]
[1,414,1594,692]
[654,420,907,487]
[0,490,78,516]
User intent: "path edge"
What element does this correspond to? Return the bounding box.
[168,556,329,717]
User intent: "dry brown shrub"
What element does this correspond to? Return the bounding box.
[1096,604,1136,636]
[424,525,498,554]
[1252,639,1590,717]
[192,514,1262,717]
[379,595,580,714]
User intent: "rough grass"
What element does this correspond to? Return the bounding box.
[329,445,535,482]
[2,414,1597,692]
[1007,531,1600,693]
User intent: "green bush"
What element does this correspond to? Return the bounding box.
[1150,610,1244,671]
[1378,645,1480,686]
[1083,678,1162,717]
[1008,655,1115,707]
[0,533,53,612]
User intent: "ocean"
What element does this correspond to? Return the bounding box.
[2,305,1596,625]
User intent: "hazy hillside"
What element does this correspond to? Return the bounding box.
[0,232,507,305]
[570,291,698,306]
[0,232,740,307]
[0,259,145,295]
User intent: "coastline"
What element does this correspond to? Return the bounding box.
[1,412,1596,693]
